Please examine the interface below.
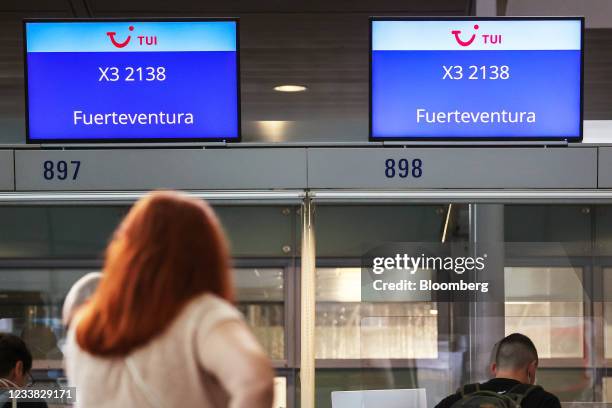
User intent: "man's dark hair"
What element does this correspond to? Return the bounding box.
[494,333,538,371]
[0,333,32,377]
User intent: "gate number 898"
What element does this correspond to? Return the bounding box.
[385,158,423,178]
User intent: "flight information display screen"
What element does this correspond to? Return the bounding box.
[24,19,240,143]
[370,18,584,141]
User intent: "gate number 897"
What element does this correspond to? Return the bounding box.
[385,158,423,178]
[43,160,81,181]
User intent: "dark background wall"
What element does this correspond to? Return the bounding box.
[0,0,609,144]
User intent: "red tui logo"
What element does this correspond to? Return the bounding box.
[451,24,479,47]
[106,25,134,48]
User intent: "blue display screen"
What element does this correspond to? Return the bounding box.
[24,20,239,142]
[371,19,583,140]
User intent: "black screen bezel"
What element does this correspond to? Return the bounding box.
[23,17,241,144]
[369,16,585,142]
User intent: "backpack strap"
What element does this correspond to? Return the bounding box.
[459,383,481,398]
[507,384,543,406]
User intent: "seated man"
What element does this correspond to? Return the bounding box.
[435,333,560,408]
[0,333,48,408]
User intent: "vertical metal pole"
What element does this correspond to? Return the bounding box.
[469,204,506,382]
[300,196,316,408]
[464,0,506,382]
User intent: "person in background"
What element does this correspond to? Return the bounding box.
[62,272,102,327]
[0,333,48,408]
[64,191,274,408]
[435,333,561,408]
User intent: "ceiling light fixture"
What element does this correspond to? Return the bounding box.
[274,85,307,92]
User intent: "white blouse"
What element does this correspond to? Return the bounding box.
[64,293,274,408]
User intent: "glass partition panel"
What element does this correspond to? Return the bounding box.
[0,201,299,398]
[315,205,454,258]
[0,205,299,259]
[235,267,285,360]
[595,205,612,255]
[604,377,612,403]
[0,206,126,258]
[504,204,603,407]
[537,368,595,403]
[504,267,585,359]
[312,203,609,408]
[602,268,612,359]
[0,268,90,368]
[0,267,287,365]
[505,205,592,255]
[6,200,612,408]
[314,204,468,408]
[315,267,437,360]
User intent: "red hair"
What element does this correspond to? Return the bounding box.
[76,191,234,356]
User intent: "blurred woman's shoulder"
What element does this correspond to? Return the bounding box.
[185,293,240,316]
[177,293,244,335]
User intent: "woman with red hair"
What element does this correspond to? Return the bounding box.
[64,191,274,408]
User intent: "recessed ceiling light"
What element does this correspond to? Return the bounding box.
[274,85,307,92]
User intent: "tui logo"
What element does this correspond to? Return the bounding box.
[451,24,479,47]
[106,25,134,48]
